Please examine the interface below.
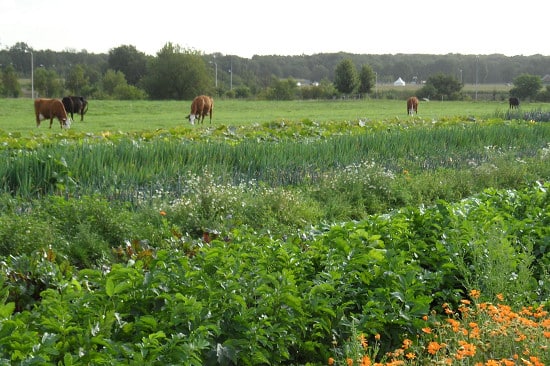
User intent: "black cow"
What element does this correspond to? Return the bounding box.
[509,97,520,109]
[62,96,88,121]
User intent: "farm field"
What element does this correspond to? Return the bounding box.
[1,98,547,135]
[0,97,549,365]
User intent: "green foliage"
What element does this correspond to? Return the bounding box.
[65,64,89,95]
[419,72,462,100]
[142,43,212,100]
[358,64,375,95]
[108,45,148,86]
[334,58,358,95]
[267,77,298,100]
[0,65,20,98]
[511,73,543,101]
[0,99,550,364]
[1,183,548,364]
[33,67,63,97]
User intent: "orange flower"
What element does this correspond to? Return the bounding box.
[405,352,416,360]
[358,333,368,349]
[402,339,413,349]
[422,327,432,334]
[328,357,335,365]
[496,293,504,302]
[159,210,167,216]
[485,360,499,366]
[374,333,381,341]
[427,341,443,355]
[469,289,480,299]
[446,318,461,332]
[361,355,372,366]
[501,359,516,366]
[346,358,354,366]
[456,341,476,359]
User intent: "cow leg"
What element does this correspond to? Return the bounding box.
[49,117,54,128]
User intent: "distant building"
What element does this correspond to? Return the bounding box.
[394,77,406,86]
[542,74,550,84]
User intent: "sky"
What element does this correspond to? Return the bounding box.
[1,0,548,58]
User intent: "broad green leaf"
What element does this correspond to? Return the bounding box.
[0,302,15,318]
[105,278,114,297]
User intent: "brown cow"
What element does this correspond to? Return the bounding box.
[187,95,214,124]
[407,96,419,115]
[34,98,72,128]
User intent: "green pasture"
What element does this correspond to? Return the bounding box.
[1,97,546,135]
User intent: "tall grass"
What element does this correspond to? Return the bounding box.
[2,121,550,200]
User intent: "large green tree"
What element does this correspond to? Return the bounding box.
[358,64,376,95]
[108,45,148,86]
[510,74,542,101]
[333,58,358,95]
[142,43,211,100]
[418,73,462,100]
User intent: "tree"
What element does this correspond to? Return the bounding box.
[142,43,211,100]
[358,64,376,95]
[267,77,298,100]
[333,58,358,95]
[102,69,127,96]
[1,64,21,97]
[101,69,146,100]
[108,45,148,86]
[34,68,63,97]
[418,73,462,100]
[65,64,89,95]
[510,74,542,101]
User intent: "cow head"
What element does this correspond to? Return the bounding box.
[62,117,72,129]
[188,114,196,125]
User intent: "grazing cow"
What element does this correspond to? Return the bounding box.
[407,96,419,115]
[62,96,88,121]
[187,95,214,124]
[34,98,72,129]
[509,97,520,109]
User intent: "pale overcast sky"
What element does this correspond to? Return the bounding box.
[1,0,548,57]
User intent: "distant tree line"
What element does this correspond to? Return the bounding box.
[1,41,550,101]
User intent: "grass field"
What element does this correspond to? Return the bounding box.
[2,98,548,135]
